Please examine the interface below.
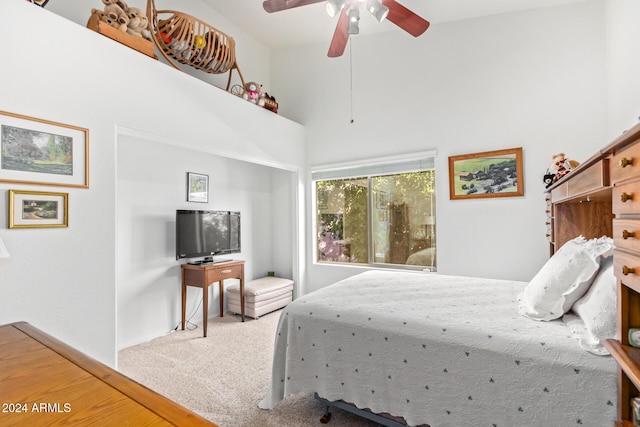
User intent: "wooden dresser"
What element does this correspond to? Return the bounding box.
[0,321,215,426]
[547,122,640,426]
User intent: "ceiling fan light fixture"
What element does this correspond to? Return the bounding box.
[326,0,346,17]
[366,0,389,22]
[347,7,360,34]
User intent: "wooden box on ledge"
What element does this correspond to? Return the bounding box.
[86,13,156,59]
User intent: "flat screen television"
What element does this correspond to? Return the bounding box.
[175,209,241,262]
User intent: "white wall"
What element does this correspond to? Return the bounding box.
[0,1,305,366]
[270,1,610,291]
[605,0,640,135]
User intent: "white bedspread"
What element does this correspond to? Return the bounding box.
[259,270,617,426]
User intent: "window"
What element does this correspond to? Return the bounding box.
[313,155,436,270]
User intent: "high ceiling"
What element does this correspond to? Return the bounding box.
[200,0,586,49]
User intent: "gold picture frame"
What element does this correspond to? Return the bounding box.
[0,110,89,188]
[448,147,524,200]
[8,190,69,229]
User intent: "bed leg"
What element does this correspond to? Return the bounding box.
[319,406,332,424]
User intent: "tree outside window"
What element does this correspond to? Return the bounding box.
[315,170,436,270]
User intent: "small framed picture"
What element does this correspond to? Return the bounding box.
[187,172,208,203]
[8,190,68,229]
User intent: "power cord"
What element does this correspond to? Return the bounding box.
[173,297,203,331]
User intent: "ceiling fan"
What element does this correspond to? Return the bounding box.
[263,0,430,57]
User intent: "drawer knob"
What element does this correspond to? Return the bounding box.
[221,269,232,274]
[622,229,636,239]
[623,265,636,276]
[620,157,634,168]
[621,192,633,202]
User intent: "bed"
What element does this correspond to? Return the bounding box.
[259,266,618,426]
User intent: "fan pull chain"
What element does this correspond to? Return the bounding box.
[349,41,354,124]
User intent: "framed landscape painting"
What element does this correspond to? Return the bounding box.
[0,110,89,188]
[8,190,68,229]
[448,147,524,200]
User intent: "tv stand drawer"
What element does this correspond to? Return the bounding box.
[206,264,243,283]
[182,260,244,288]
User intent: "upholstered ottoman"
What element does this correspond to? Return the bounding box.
[227,277,293,319]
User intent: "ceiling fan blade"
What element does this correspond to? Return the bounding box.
[327,10,350,57]
[263,0,325,13]
[381,0,430,37]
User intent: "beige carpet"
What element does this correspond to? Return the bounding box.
[118,310,378,427]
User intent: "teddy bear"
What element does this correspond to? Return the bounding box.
[91,0,130,33]
[542,171,555,188]
[125,6,151,40]
[103,3,125,22]
[242,82,266,107]
[545,153,580,187]
[102,0,128,12]
[102,0,128,24]
[91,8,127,33]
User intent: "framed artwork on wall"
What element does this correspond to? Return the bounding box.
[0,110,89,188]
[8,189,69,229]
[187,172,209,203]
[448,147,524,200]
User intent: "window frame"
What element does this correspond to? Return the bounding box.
[311,151,437,271]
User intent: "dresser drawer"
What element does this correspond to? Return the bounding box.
[613,181,640,215]
[206,264,243,283]
[614,219,640,252]
[613,141,640,183]
[615,250,640,291]
[567,159,609,197]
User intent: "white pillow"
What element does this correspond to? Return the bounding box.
[563,256,616,355]
[518,236,614,321]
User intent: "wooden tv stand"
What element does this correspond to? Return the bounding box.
[181,260,245,337]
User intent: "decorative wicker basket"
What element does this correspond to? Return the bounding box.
[146,0,244,90]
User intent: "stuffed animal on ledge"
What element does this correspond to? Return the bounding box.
[125,6,151,40]
[91,8,127,32]
[90,0,150,39]
[242,82,266,107]
[544,152,580,188]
